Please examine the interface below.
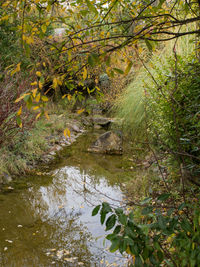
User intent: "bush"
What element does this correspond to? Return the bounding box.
[92,195,200,267]
[115,34,199,180]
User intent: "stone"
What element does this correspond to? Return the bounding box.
[88,131,123,154]
[71,124,80,133]
[92,116,113,130]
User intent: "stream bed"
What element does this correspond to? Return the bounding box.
[0,131,134,267]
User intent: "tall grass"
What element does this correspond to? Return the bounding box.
[114,28,196,140]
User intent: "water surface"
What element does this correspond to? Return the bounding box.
[0,132,131,267]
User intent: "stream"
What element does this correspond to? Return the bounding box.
[0,131,133,267]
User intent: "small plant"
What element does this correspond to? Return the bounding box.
[92,194,200,266]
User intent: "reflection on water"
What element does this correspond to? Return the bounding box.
[0,133,128,267]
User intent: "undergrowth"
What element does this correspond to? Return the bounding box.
[0,103,71,178]
[114,33,195,141]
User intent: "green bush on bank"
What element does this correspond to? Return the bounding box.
[115,35,199,178]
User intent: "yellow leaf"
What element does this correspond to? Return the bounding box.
[2,2,9,7]
[41,96,48,102]
[124,60,133,75]
[67,51,72,62]
[53,77,58,89]
[11,63,21,76]
[64,128,71,139]
[95,86,100,91]
[36,71,42,77]
[62,47,67,52]
[138,47,143,54]
[31,81,37,86]
[36,112,41,120]
[43,62,46,67]
[33,106,40,110]
[26,36,34,44]
[77,109,85,115]
[32,88,38,98]
[41,24,47,33]
[35,93,40,102]
[15,93,30,103]
[17,106,22,116]
[1,15,9,21]
[67,94,72,101]
[82,67,87,80]
[44,111,49,120]
[62,94,67,99]
[39,80,43,89]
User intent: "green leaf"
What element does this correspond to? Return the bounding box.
[178,203,186,211]
[100,202,112,225]
[16,116,22,127]
[106,233,116,240]
[106,214,116,231]
[124,60,133,75]
[157,193,171,201]
[113,68,124,74]
[158,0,165,8]
[181,218,192,232]
[135,255,143,267]
[157,250,164,262]
[118,214,127,225]
[119,239,127,254]
[140,197,152,205]
[92,205,101,216]
[88,53,99,67]
[100,210,106,225]
[102,202,112,213]
[113,225,121,234]
[158,215,166,230]
[115,208,123,215]
[145,39,153,51]
[142,206,153,215]
[85,0,98,15]
[110,238,120,252]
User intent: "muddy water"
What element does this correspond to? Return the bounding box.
[0,132,132,267]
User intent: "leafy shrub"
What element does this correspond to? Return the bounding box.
[92,195,200,267]
[115,34,199,179]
